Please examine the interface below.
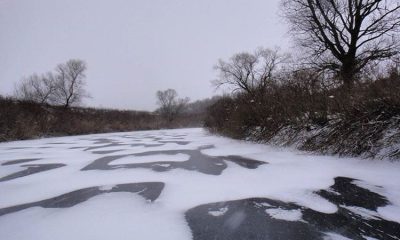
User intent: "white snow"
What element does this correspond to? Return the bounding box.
[377,205,400,223]
[0,128,400,240]
[208,207,229,217]
[254,202,272,208]
[110,153,190,165]
[324,232,353,240]
[0,193,191,240]
[265,208,303,221]
[98,184,116,191]
[340,205,380,220]
[363,236,380,240]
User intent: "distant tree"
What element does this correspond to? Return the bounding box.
[14,59,89,108]
[156,89,189,123]
[14,73,56,104]
[213,48,289,95]
[51,59,89,108]
[282,0,400,88]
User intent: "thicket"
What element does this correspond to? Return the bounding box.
[0,97,209,142]
[205,67,400,159]
[0,97,152,141]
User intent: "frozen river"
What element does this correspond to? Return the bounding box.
[0,128,399,240]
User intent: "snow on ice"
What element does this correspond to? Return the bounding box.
[0,128,400,240]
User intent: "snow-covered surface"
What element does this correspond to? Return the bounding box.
[377,204,400,223]
[208,207,229,217]
[324,233,353,240]
[265,208,303,221]
[340,205,380,220]
[0,128,400,239]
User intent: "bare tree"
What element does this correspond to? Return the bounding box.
[156,89,189,123]
[14,59,89,108]
[213,48,289,95]
[282,0,400,88]
[14,73,56,104]
[52,59,89,108]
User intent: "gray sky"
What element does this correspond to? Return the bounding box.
[0,0,288,111]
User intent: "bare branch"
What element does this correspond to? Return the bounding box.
[213,47,290,95]
[282,0,400,87]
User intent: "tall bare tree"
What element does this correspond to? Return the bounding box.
[14,59,89,108]
[156,89,189,123]
[52,59,89,108]
[14,73,56,104]
[282,0,400,88]
[214,48,289,95]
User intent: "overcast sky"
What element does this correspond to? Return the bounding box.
[0,0,288,111]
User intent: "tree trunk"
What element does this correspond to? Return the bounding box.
[340,58,357,89]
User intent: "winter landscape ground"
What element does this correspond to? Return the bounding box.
[0,128,399,240]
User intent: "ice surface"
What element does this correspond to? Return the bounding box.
[0,128,400,240]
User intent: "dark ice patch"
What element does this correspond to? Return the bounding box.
[48,142,73,145]
[186,177,400,240]
[69,146,88,149]
[162,137,186,140]
[0,182,164,217]
[89,143,166,154]
[158,140,191,145]
[6,147,31,150]
[316,177,388,210]
[130,143,165,148]
[0,164,66,182]
[84,143,130,151]
[161,133,187,138]
[141,135,163,141]
[92,138,115,144]
[186,198,323,240]
[2,158,42,166]
[92,150,124,154]
[81,147,266,175]
[121,135,139,139]
[220,155,265,169]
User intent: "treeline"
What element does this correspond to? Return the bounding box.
[0,96,155,141]
[0,92,219,142]
[205,67,400,159]
[0,95,215,142]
